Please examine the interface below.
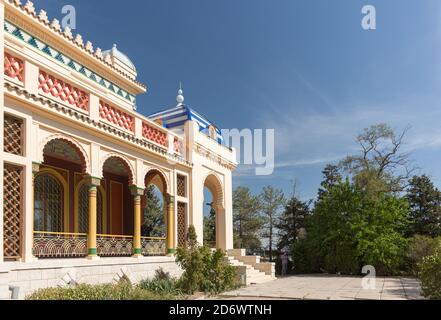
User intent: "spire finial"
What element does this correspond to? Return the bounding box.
[177,82,184,105]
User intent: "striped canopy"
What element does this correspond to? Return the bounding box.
[148,105,224,144]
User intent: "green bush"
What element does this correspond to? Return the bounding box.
[138,268,183,296]
[27,281,178,300]
[406,235,441,275]
[175,225,238,294]
[419,250,441,300]
[298,180,409,276]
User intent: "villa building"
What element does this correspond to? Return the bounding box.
[0,0,240,299]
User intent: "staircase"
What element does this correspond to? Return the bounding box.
[226,249,276,286]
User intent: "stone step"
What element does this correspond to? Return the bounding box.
[226,253,275,286]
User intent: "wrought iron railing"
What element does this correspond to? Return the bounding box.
[33,231,87,258]
[96,234,133,257]
[33,232,167,258]
[141,237,166,256]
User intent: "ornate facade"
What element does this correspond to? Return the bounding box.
[0,0,237,298]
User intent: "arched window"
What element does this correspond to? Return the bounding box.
[78,183,104,234]
[34,174,64,232]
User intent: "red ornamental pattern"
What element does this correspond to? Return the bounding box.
[99,101,134,132]
[38,71,89,111]
[4,53,24,82]
[174,137,183,154]
[142,122,168,147]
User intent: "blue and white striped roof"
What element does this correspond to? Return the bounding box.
[148,104,224,144]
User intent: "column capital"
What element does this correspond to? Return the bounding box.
[129,185,145,197]
[166,194,175,205]
[84,175,102,187]
[32,162,41,174]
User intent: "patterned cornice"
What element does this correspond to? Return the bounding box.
[5,0,147,94]
[194,143,237,170]
[4,20,137,105]
[4,82,192,168]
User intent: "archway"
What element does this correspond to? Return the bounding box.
[34,138,89,233]
[102,156,134,235]
[143,169,169,254]
[203,173,225,249]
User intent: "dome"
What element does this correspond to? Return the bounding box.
[103,44,137,72]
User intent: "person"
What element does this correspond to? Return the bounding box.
[281,252,289,276]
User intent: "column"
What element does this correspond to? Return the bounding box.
[28,162,40,261]
[86,177,101,260]
[130,186,144,257]
[166,194,175,255]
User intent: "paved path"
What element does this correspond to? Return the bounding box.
[220,274,423,300]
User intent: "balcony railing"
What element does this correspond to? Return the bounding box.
[33,231,87,258]
[96,234,133,257]
[33,232,167,258]
[141,236,167,256]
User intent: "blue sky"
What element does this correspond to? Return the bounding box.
[35,0,441,201]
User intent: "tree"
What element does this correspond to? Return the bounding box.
[406,175,441,237]
[277,196,310,251]
[233,187,263,251]
[259,186,285,261]
[318,164,342,200]
[304,179,409,275]
[203,206,216,247]
[340,124,415,193]
[141,185,165,237]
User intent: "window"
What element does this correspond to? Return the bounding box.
[177,202,187,247]
[4,114,23,156]
[78,183,104,234]
[34,174,64,232]
[177,174,186,197]
[3,164,22,260]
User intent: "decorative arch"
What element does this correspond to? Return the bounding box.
[203,172,224,210]
[34,167,70,232]
[100,153,135,185]
[144,167,170,194]
[40,134,90,174]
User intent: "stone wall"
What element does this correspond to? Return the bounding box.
[1,257,182,300]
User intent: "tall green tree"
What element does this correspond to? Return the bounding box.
[305,179,409,275]
[141,184,165,237]
[233,187,262,251]
[203,206,216,247]
[276,196,310,251]
[318,164,342,200]
[406,175,441,237]
[260,186,285,261]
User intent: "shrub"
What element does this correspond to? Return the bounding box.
[406,235,441,275]
[419,250,441,300]
[175,225,238,294]
[138,268,183,296]
[26,281,178,300]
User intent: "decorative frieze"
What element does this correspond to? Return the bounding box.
[5,83,191,166]
[142,122,168,147]
[4,20,137,104]
[174,136,183,155]
[4,52,24,83]
[195,143,236,170]
[5,0,147,89]
[38,70,89,112]
[99,100,135,132]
